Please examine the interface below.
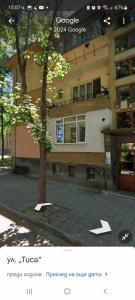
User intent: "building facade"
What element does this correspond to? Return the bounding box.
[6,2,135,192]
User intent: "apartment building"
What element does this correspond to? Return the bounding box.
[6,1,135,192]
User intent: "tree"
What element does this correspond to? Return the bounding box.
[0,1,70,203]
[0,68,12,160]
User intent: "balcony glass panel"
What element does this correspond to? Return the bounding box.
[129,31,135,48]
[86,82,93,99]
[117,86,130,103]
[80,84,85,100]
[73,86,78,102]
[131,57,135,74]
[117,112,131,128]
[132,85,135,101]
[115,30,135,54]
[115,35,128,53]
[116,61,129,78]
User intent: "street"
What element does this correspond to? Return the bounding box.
[0,172,135,246]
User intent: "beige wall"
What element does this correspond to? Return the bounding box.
[11,125,39,158]
[12,35,109,103]
[11,108,112,158]
[47,152,105,166]
[26,58,42,92]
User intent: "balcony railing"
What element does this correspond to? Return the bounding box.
[47,92,109,109]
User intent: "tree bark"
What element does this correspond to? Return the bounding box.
[38,0,63,203]
[1,107,4,160]
[38,144,46,203]
[38,61,48,203]
[12,3,64,204]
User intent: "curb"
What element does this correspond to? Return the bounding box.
[103,190,135,201]
[0,202,87,246]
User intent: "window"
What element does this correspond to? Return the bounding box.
[56,18,102,54]
[129,31,135,48]
[80,84,85,100]
[73,86,79,102]
[82,19,102,43]
[117,86,130,103]
[93,78,101,97]
[87,167,95,180]
[120,143,135,175]
[116,84,135,104]
[52,164,56,174]
[64,117,76,143]
[115,30,135,54]
[117,112,135,128]
[86,82,93,99]
[56,118,64,143]
[117,112,132,128]
[130,12,135,22]
[77,115,85,142]
[132,85,135,100]
[72,33,81,48]
[116,60,129,78]
[56,115,85,144]
[68,166,75,177]
[73,78,101,102]
[115,35,127,53]
[131,57,135,74]
[116,57,135,79]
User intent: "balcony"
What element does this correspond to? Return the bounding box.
[115,84,135,112]
[114,29,135,63]
[48,94,110,118]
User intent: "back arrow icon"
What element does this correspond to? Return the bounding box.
[89,220,111,235]
[104,289,107,294]
[9,18,15,25]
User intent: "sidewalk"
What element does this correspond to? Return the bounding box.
[0,173,135,246]
[0,203,73,246]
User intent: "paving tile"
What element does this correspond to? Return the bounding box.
[0,174,135,245]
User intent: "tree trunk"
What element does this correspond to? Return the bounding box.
[1,108,4,160]
[37,1,63,204]
[38,144,46,203]
[38,58,48,203]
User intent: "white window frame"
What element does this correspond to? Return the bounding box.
[72,80,93,101]
[55,114,86,144]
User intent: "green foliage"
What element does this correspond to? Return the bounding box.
[0,67,12,140]
[0,8,70,152]
[5,89,52,150]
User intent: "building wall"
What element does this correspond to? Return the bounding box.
[11,125,39,159]
[9,26,111,190]
[11,108,112,158]
[49,108,112,153]
[12,35,109,102]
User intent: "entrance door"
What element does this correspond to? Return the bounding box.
[119,143,135,192]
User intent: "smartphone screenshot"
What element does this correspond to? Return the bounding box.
[0,0,135,299]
